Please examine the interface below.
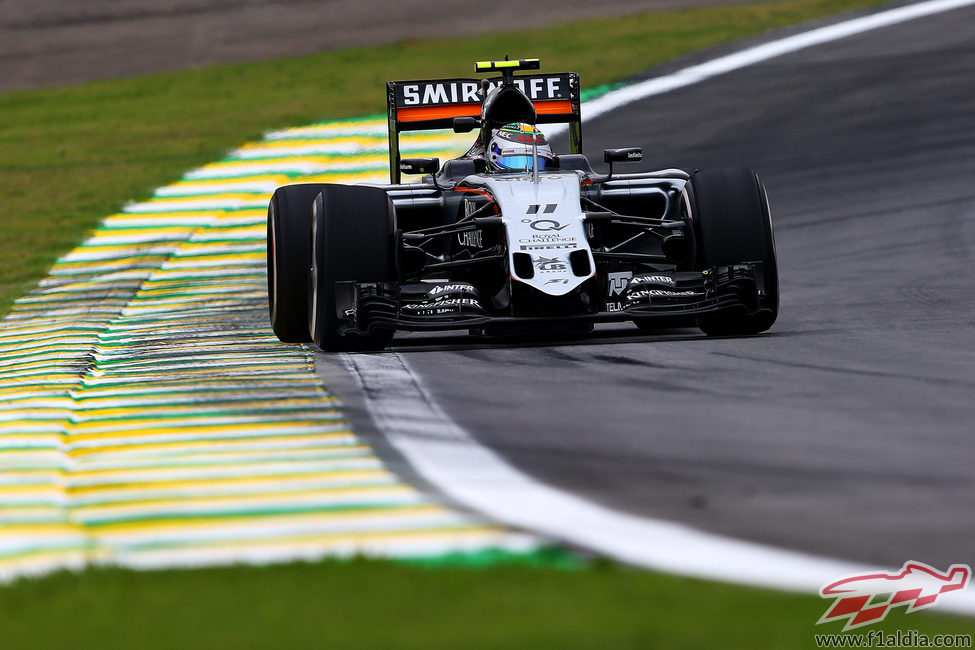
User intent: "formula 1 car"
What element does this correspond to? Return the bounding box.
[267,58,778,351]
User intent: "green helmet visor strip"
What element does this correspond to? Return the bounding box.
[489,123,553,172]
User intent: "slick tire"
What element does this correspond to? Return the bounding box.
[267,183,333,343]
[688,167,779,336]
[309,185,395,352]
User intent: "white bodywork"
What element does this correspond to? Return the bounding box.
[480,174,595,297]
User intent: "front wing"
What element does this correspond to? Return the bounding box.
[332,263,768,334]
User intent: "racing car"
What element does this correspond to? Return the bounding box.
[267,58,778,351]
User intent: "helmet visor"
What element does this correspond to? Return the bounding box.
[495,155,551,171]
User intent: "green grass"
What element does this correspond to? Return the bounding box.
[1,557,972,650]
[0,0,894,316]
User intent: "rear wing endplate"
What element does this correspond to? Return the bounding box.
[385,72,582,183]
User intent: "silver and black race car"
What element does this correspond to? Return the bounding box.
[267,58,778,351]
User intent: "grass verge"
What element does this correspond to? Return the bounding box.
[1,557,973,649]
[0,0,893,316]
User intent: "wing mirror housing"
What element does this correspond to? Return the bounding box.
[452,117,480,133]
[603,147,643,181]
[400,158,444,189]
[399,158,441,175]
[604,147,643,164]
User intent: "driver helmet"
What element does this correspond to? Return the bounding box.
[487,123,554,172]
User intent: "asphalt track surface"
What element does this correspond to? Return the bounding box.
[0,0,761,92]
[325,5,975,568]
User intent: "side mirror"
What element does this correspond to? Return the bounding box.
[452,117,480,133]
[603,147,642,164]
[602,147,642,181]
[399,158,440,175]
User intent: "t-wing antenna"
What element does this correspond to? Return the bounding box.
[474,58,541,84]
[475,58,540,132]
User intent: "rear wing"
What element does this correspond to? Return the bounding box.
[385,71,582,183]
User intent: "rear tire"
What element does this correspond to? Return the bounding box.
[267,184,333,343]
[309,185,396,352]
[688,168,778,336]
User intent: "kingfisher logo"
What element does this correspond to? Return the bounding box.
[817,561,971,631]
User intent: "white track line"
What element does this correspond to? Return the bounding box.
[344,354,975,613]
[343,0,975,611]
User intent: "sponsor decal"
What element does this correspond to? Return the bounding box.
[533,256,566,272]
[520,243,574,251]
[607,272,632,297]
[405,284,482,315]
[522,218,567,231]
[606,301,625,312]
[817,561,971,632]
[631,274,677,286]
[545,279,569,285]
[402,298,481,310]
[427,283,477,296]
[627,289,696,300]
[456,230,483,248]
[518,234,575,244]
[402,296,482,316]
[627,150,641,159]
[403,82,478,106]
[525,204,558,215]
[396,74,570,107]
[463,198,479,218]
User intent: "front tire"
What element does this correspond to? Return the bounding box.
[688,168,778,336]
[309,185,396,352]
[267,184,333,343]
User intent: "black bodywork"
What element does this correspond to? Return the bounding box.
[334,164,769,336]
